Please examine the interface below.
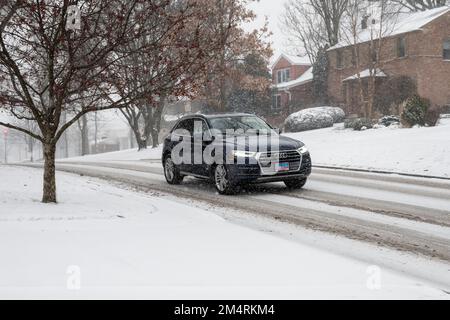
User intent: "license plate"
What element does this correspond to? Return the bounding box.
[275,162,290,172]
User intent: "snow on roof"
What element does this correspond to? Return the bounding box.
[274,66,314,90]
[284,54,312,65]
[343,68,387,81]
[271,53,311,69]
[330,6,450,51]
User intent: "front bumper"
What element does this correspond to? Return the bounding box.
[227,152,312,184]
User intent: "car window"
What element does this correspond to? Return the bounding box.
[192,118,210,133]
[173,119,194,136]
[192,118,212,140]
[209,116,273,133]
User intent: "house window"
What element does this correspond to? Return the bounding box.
[444,39,450,60]
[336,50,344,69]
[272,94,282,110]
[397,37,406,58]
[277,68,290,83]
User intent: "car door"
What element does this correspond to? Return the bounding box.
[191,118,212,177]
[171,118,194,173]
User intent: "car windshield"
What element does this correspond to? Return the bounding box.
[209,116,274,134]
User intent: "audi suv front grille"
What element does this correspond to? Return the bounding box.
[257,150,302,175]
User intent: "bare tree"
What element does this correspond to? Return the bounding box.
[342,0,398,118]
[281,1,327,62]
[0,0,219,203]
[282,0,349,62]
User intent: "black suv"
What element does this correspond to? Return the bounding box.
[162,113,312,194]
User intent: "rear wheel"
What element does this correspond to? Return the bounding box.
[164,156,184,185]
[214,165,239,195]
[284,178,307,190]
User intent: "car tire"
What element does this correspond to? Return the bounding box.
[164,156,184,185]
[214,165,239,195]
[284,178,307,190]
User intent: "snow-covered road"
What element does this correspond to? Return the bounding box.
[1,165,449,299]
[22,160,450,261]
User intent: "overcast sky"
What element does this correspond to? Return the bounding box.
[246,0,290,61]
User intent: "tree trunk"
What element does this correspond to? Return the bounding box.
[137,139,147,150]
[29,138,34,162]
[94,112,98,154]
[151,130,159,148]
[131,126,147,151]
[129,128,135,149]
[151,98,164,148]
[62,112,69,158]
[42,142,57,203]
[80,115,89,156]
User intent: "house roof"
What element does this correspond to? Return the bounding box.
[271,53,311,69]
[343,68,387,82]
[329,6,450,51]
[274,66,314,90]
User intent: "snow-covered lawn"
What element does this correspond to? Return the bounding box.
[285,124,450,178]
[0,165,447,299]
[63,124,450,178]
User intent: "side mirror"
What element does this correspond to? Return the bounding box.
[203,133,215,143]
[171,133,183,142]
[274,128,282,134]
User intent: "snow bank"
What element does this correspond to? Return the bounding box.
[285,124,450,178]
[0,166,447,299]
[284,107,345,133]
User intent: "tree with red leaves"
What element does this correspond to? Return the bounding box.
[197,0,272,112]
[0,0,227,203]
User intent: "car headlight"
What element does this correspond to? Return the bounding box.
[298,146,309,154]
[232,150,257,158]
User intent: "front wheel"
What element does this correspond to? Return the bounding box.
[214,165,239,195]
[164,156,184,185]
[284,178,307,190]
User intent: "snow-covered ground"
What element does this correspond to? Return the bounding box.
[0,165,448,299]
[285,124,450,178]
[63,124,450,178]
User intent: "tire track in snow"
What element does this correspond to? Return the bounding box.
[17,161,450,262]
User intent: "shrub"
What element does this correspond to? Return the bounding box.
[318,106,346,123]
[345,118,373,131]
[401,95,430,127]
[378,115,400,127]
[284,107,345,132]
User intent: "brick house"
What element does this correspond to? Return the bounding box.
[268,54,314,126]
[327,6,450,116]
